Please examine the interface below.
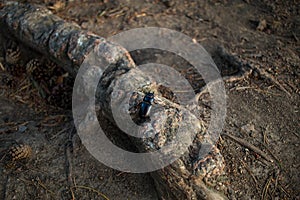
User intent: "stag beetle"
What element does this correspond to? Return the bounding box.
[139,92,154,118]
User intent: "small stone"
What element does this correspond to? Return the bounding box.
[257,19,267,31]
[81,22,89,29]
[162,0,175,7]
[18,125,27,133]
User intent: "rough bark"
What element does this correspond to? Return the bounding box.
[0,2,227,200]
[0,2,135,77]
[97,68,226,200]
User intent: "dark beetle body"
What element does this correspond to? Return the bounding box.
[139,92,154,118]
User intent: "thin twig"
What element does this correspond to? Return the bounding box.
[292,31,299,42]
[259,142,282,169]
[291,132,299,138]
[223,74,247,83]
[241,160,258,186]
[232,86,254,91]
[191,79,223,104]
[261,173,273,200]
[40,115,65,127]
[271,170,280,197]
[19,177,56,199]
[233,86,281,96]
[263,125,269,144]
[116,171,126,176]
[50,127,69,140]
[70,187,75,200]
[278,183,291,197]
[37,179,56,197]
[0,122,17,127]
[222,132,273,163]
[193,85,209,102]
[249,63,291,96]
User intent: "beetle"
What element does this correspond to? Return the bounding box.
[139,92,154,118]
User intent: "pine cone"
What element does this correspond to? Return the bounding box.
[5,47,21,65]
[5,46,25,76]
[8,143,32,162]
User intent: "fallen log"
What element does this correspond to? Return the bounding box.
[0,2,135,77]
[0,2,227,199]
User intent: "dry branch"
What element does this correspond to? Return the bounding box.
[222,132,273,163]
[0,2,227,200]
[0,2,135,77]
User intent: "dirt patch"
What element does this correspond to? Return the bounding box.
[0,0,299,199]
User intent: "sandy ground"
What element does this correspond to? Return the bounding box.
[0,0,299,199]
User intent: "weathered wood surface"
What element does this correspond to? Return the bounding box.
[0,2,226,200]
[101,70,226,199]
[0,2,135,77]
